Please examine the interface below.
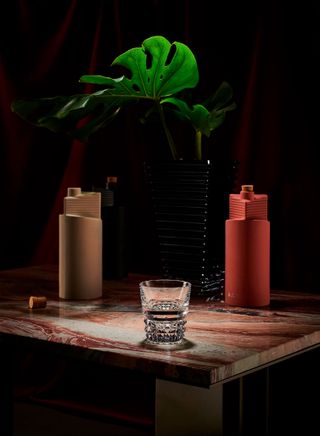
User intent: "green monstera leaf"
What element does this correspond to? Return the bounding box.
[11,91,124,140]
[162,82,236,135]
[11,35,199,157]
[162,81,236,159]
[11,35,236,159]
[81,35,199,98]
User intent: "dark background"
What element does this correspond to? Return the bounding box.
[1,0,319,292]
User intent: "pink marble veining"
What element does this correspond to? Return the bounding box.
[1,265,320,387]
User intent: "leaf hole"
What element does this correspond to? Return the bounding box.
[132,84,141,93]
[146,50,152,70]
[165,44,177,66]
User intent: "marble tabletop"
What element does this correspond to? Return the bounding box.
[1,265,320,388]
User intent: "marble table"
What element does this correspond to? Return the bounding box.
[1,265,320,435]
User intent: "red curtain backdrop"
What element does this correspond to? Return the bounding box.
[1,0,319,292]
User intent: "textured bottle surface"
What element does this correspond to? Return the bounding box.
[59,187,102,299]
[225,185,270,307]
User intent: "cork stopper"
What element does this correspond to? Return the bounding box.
[67,187,82,197]
[107,176,118,184]
[240,184,255,200]
[29,296,47,309]
[241,185,254,192]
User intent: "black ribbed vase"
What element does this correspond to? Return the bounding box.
[144,160,238,300]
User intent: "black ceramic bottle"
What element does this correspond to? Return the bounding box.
[93,177,127,279]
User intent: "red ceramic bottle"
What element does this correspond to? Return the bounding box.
[225,185,270,307]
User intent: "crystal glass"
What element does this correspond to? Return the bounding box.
[139,279,191,345]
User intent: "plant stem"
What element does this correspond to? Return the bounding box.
[157,101,178,160]
[195,130,202,160]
